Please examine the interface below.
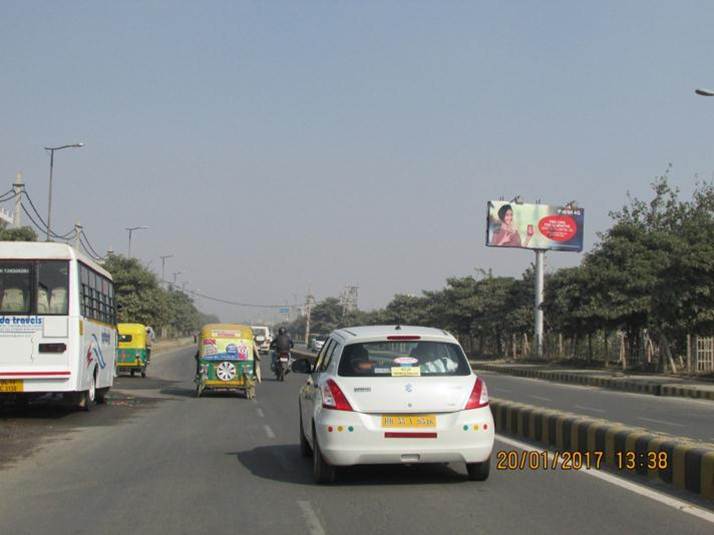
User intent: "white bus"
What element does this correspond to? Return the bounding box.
[0,242,117,409]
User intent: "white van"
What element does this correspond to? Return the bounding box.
[0,242,117,409]
[251,325,272,353]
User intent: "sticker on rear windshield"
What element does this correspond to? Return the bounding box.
[393,356,418,366]
[391,367,421,377]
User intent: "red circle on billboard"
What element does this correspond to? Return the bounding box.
[538,215,577,242]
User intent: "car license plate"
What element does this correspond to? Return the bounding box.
[279,358,288,362]
[381,414,436,428]
[0,380,24,393]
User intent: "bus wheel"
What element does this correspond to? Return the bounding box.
[141,368,146,378]
[78,375,97,412]
[130,369,135,377]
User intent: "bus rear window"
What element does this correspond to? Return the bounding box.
[37,261,69,315]
[0,262,32,314]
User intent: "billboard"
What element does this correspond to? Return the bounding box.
[486,201,584,252]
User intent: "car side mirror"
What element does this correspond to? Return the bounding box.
[291,358,313,374]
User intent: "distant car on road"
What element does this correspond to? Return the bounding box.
[309,335,328,353]
[251,326,272,354]
[292,325,494,484]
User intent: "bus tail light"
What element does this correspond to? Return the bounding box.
[39,343,67,353]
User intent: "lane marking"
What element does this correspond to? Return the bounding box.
[574,404,606,414]
[264,425,276,439]
[495,434,714,524]
[637,417,686,428]
[256,408,265,418]
[297,500,326,535]
[528,394,552,402]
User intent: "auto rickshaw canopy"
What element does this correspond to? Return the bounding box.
[118,323,147,348]
[198,323,255,360]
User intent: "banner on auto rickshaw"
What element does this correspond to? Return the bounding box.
[485,201,584,252]
[200,333,252,361]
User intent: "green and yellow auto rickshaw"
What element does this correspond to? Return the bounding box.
[116,323,149,378]
[195,323,256,399]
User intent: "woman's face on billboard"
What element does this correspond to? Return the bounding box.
[503,209,513,225]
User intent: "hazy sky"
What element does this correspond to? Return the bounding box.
[1,1,713,322]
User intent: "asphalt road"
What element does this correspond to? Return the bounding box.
[0,346,713,534]
[478,371,714,444]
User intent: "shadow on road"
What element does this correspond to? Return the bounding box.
[0,390,163,469]
[231,444,469,487]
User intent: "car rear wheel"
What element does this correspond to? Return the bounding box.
[312,425,336,484]
[466,458,491,481]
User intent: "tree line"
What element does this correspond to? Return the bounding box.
[280,175,714,370]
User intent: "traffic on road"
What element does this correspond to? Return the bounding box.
[2,312,714,533]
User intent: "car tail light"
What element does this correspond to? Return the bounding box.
[465,376,489,409]
[322,379,353,411]
[39,343,67,353]
[387,335,421,341]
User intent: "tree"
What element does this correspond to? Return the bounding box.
[0,226,37,241]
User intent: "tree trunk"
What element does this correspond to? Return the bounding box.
[587,333,593,364]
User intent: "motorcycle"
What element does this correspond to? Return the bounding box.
[272,351,291,382]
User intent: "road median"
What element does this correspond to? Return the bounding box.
[473,361,714,402]
[491,397,714,501]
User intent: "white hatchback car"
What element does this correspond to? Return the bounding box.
[293,325,494,484]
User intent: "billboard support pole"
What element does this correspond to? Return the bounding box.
[534,249,545,358]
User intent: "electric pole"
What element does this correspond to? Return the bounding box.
[304,290,315,345]
[160,254,173,283]
[74,221,82,249]
[12,172,23,227]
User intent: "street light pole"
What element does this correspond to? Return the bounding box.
[44,143,83,241]
[125,225,149,257]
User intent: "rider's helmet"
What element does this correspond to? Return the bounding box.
[278,327,286,336]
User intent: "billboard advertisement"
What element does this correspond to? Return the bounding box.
[486,201,584,252]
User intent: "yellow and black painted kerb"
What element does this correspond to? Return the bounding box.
[491,398,714,501]
[474,363,714,401]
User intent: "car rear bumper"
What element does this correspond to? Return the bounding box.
[314,407,495,466]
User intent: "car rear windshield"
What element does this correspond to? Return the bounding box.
[337,341,471,377]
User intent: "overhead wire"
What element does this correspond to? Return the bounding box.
[79,229,104,261]
[187,288,295,309]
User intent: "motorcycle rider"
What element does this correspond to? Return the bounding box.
[270,327,294,372]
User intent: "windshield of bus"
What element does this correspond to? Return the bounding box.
[0,260,69,315]
[337,340,471,377]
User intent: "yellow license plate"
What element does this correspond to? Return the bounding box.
[381,414,436,428]
[0,380,24,393]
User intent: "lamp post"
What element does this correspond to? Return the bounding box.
[44,143,83,241]
[125,225,149,257]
